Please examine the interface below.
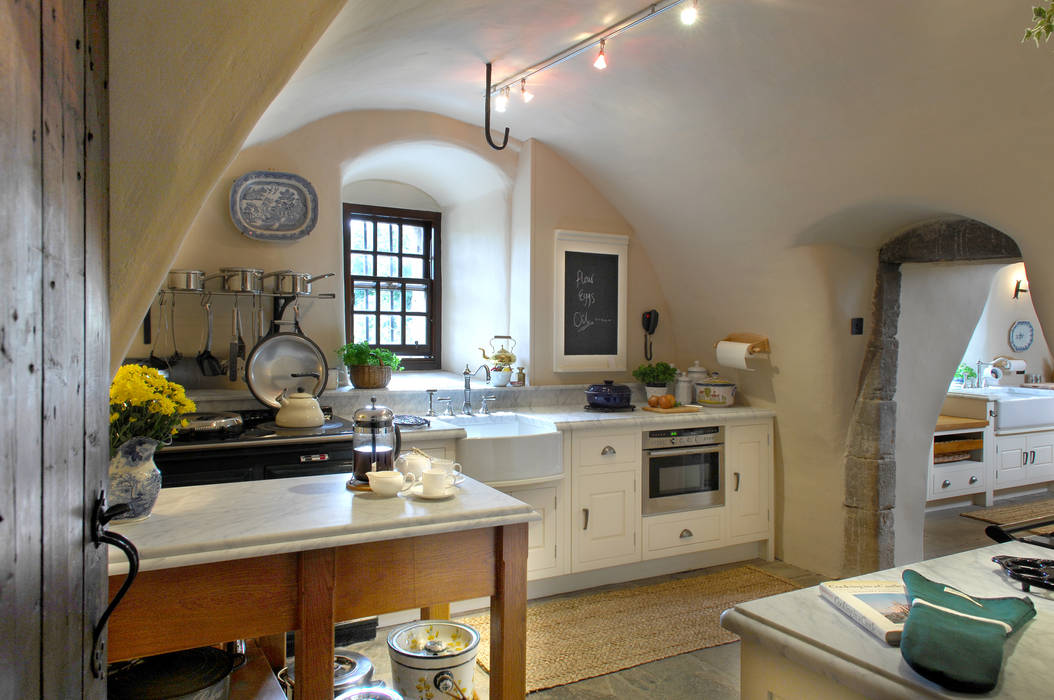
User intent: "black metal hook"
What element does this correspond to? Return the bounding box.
[90,492,140,678]
[483,62,509,151]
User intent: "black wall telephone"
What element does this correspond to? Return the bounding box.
[642,309,659,360]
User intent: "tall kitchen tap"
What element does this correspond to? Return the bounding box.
[462,364,491,414]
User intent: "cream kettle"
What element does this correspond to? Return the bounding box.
[274,391,325,428]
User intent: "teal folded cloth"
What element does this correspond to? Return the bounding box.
[899,569,1036,693]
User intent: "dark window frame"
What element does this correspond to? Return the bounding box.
[342,203,442,370]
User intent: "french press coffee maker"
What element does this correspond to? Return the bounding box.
[351,397,402,482]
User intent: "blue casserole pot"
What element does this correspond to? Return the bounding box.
[585,380,632,408]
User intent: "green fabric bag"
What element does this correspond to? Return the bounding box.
[899,569,1036,693]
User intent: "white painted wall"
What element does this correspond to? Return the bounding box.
[342,180,440,211]
[961,262,1053,383]
[894,262,1003,565]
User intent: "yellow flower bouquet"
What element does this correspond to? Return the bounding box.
[109,364,196,457]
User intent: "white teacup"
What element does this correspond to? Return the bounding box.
[395,453,431,479]
[421,468,457,497]
[428,458,465,485]
[366,470,416,497]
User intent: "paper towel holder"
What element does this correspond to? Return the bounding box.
[714,332,770,355]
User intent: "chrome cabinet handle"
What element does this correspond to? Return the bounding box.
[582,508,590,530]
[734,472,741,492]
[601,445,616,456]
[969,475,978,484]
[679,529,693,539]
[942,479,951,488]
[1030,450,1036,465]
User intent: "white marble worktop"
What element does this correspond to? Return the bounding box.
[721,541,1054,698]
[107,474,538,576]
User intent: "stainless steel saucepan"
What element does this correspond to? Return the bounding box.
[167,269,222,292]
[219,267,264,293]
[269,270,335,296]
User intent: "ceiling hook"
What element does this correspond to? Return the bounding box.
[483,62,509,151]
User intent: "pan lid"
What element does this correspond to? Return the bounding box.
[245,332,327,408]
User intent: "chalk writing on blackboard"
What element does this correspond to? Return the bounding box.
[564,251,618,356]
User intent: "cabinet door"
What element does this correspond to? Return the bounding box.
[995,435,1027,486]
[572,470,640,572]
[502,483,562,578]
[1026,432,1054,482]
[725,423,771,540]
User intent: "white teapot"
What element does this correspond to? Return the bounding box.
[274,391,325,428]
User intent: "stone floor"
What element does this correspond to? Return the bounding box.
[340,494,1052,698]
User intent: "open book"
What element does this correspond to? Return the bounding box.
[819,579,909,645]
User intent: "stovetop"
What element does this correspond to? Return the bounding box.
[166,407,357,452]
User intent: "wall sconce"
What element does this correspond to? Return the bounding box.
[1014,280,1029,299]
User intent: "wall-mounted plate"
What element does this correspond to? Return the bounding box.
[1009,319,1034,352]
[229,171,318,241]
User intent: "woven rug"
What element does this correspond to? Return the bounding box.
[960,498,1054,535]
[457,565,798,693]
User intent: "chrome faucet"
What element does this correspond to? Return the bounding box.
[977,358,1011,388]
[462,364,491,414]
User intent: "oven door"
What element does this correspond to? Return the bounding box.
[642,445,724,515]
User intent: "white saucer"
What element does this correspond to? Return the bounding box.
[408,483,458,500]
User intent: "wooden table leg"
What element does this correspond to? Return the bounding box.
[489,522,528,699]
[256,632,287,672]
[420,603,450,620]
[294,548,336,700]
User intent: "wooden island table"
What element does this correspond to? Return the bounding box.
[106,473,537,699]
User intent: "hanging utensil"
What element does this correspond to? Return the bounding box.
[228,306,240,382]
[235,296,246,360]
[148,294,172,369]
[167,294,182,363]
[196,296,223,376]
[257,302,267,343]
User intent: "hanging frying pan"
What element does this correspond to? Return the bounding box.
[244,320,328,408]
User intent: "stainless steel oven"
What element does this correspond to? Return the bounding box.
[642,426,723,515]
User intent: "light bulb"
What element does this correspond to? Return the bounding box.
[495,87,508,113]
[680,0,698,25]
[521,79,534,103]
[593,40,607,70]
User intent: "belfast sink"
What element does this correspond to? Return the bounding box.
[951,387,1054,431]
[442,413,563,483]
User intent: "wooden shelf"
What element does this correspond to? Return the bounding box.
[934,438,983,456]
[935,415,988,432]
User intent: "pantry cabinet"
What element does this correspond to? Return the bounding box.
[724,423,772,547]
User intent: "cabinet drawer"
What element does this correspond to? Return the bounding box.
[573,431,640,468]
[930,465,984,497]
[643,508,723,559]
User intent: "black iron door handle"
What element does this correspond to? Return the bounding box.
[90,491,140,677]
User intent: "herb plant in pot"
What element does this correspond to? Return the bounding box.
[337,342,404,389]
[632,361,678,399]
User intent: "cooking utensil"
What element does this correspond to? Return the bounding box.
[167,294,182,363]
[228,307,240,382]
[219,267,263,293]
[106,645,246,700]
[351,398,402,480]
[167,269,222,292]
[196,297,223,376]
[586,380,633,409]
[148,295,174,369]
[244,324,327,408]
[234,297,246,360]
[270,270,335,296]
[695,376,737,406]
[278,652,376,698]
[275,390,325,428]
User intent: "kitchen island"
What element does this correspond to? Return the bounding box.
[106,473,538,699]
[721,541,1054,698]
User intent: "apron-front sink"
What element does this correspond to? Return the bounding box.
[443,413,563,483]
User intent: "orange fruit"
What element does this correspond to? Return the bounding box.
[659,394,676,409]
[648,395,660,407]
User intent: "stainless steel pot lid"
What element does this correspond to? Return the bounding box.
[107,647,239,699]
[245,332,327,408]
[178,411,243,433]
[279,652,374,690]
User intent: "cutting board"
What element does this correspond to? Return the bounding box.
[642,405,703,414]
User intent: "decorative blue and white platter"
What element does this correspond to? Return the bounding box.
[229,171,318,241]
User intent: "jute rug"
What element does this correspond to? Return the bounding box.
[457,565,798,693]
[961,498,1054,535]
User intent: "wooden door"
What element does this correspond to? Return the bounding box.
[1,1,109,697]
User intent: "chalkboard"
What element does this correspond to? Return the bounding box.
[563,251,619,356]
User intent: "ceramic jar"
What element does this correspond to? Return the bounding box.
[108,436,162,521]
[387,620,480,700]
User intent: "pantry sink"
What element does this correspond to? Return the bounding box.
[442,413,563,483]
[950,387,1054,431]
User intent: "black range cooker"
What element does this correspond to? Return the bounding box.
[155,407,359,488]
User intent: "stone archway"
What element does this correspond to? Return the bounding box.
[841,218,1021,575]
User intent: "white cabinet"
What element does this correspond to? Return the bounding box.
[724,423,772,544]
[642,507,723,560]
[995,430,1054,487]
[497,479,567,579]
[571,468,639,571]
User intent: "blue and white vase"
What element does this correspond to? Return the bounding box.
[108,436,162,521]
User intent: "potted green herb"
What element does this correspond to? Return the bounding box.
[336,342,404,389]
[632,361,678,398]
[952,362,977,389]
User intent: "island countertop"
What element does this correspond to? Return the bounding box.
[721,541,1054,699]
[108,474,538,575]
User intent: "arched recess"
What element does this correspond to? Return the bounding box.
[842,218,1021,575]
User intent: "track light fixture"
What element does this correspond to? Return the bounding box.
[521,79,534,103]
[681,0,699,25]
[593,40,608,70]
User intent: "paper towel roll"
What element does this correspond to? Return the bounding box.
[716,341,754,371]
[1007,359,1026,374]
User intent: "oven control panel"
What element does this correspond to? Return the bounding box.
[643,426,723,449]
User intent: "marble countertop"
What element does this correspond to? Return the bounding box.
[107,474,538,576]
[721,541,1054,698]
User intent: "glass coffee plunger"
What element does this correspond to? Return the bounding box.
[351,397,402,482]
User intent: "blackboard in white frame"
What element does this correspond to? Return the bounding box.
[554,230,629,372]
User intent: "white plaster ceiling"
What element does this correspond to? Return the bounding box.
[248,0,1054,253]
